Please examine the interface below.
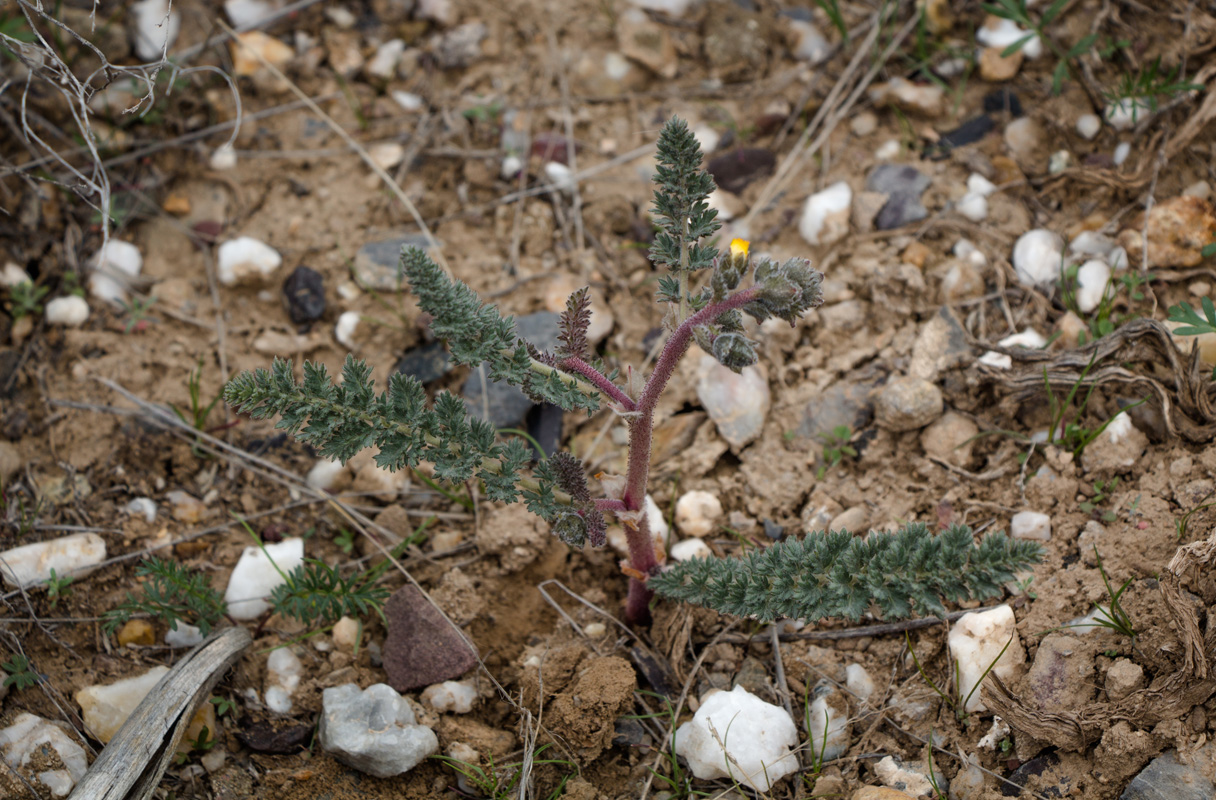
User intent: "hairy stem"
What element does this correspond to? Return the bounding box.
[558,357,636,411]
[624,511,660,624]
[514,351,602,399]
[622,286,760,511]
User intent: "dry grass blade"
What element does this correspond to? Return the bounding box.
[69,627,251,800]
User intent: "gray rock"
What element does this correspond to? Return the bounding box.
[282,266,326,325]
[796,379,876,439]
[1024,634,1095,712]
[695,356,770,449]
[866,165,931,230]
[920,411,978,466]
[462,312,560,428]
[394,341,451,385]
[433,21,488,69]
[319,683,438,778]
[355,234,436,290]
[1118,748,1216,797]
[876,191,929,230]
[866,164,932,196]
[908,308,973,380]
[874,377,943,432]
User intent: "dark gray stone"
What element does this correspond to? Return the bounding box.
[394,341,451,385]
[355,234,436,290]
[282,266,326,324]
[461,312,561,428]
[875,192,929,230]
[1121,745,1216,800]
[763,519,785,540]
[865,164,931,196]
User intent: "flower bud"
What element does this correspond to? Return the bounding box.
[712,332,758,372]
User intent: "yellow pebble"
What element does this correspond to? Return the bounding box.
[117,619,155,647]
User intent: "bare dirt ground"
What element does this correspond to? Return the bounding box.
[6,0,1216,798]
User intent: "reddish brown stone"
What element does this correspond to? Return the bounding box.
[383,584,477,691]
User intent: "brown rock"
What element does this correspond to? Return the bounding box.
[547,656,637,762]
[901,241,931,268]
[979,46,1023,81]
[382,584,478,692]
[117,619,155,647]
[1117,195,1216,267]
[920,411,978,467]
[939,259,985,304]
[617,8,676,78]
[853,788,915,800]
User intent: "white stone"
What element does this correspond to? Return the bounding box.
[0,533,105,589]
[324,6,356,27]
[977,17,1042,59]
[788,19,830,63]
[77,666,214,745]
[845,663,875,703]
[500,154,522,179]
[674,685,799,792]
[696,356,770,449]
[645,495,669,542]
[0,713,88,798]
[967,173,997,196]
[224,0,280,28]
[45,296,89,327]
[1068,231,1115,257]
[209,143,238,170]
[264,648,302,714]
[691,125,720,155]
[978,329,1045,369]
[217,237,281,286]
[876,756,936,798]
[335,311,361,350]
[1012,229,1064,287]
[875,139,901,160]
[224,537,305,619]
[1067,605,1120,634]
[1004,117,1043,159]
[870,77,944,116]
[1076,114,1101,140]
[307,458,349,491]
[798,181,852,246]
[88,240,143,305]
[954,238,987,266]
[391,91,424,111]
[627,0,696,15]
[319,683,438,778]
[1105,98,1152,130]
[675,491,723,538]
[421,680,478,714]
[707,189,740,221]
[131,0,181,61]
[333,616,360,650]
[367,141,405,170]
[1,263,31,288]
[805,687,850,761]
[670,537,712,562]
[416,0,456,25]
[956,193,988,222]
[124,497,157,523]
[978,717,1011,750]
[850,112,878,137]
[1113,141,1131,166]
[543,162,575,194]
[365,39,405,80]
[947,605,1026,713]
[1010,510,1051,541]
[1184,180,1212,201]
[1075,258,1112,313]
[165,622,204,648]
[1104,412,1135,444]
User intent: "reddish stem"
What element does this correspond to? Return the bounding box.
[619,286,760,623]
[558,356,636,411]
[595,498,627,513]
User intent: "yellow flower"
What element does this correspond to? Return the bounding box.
[730,238,750,259]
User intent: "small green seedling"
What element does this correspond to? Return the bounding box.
[2,654,39,691]
[45,568,73,608]
[6,282,49,320]
[104,556,228,636]
[171,358,222,435]
[1103,57,1203,125]
[816,424,857,479]
[210,696,238,717]
[1176,490,1216,541]
[334,528,356,555]
[1079,477,1120,522]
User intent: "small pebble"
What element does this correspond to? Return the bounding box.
[166,623,204,648]
[131,0,181,61]
[210,143,237,170]
[874,376,943,432]
[0,263,31,287]
[956,192,988,222]
[421,680,478,714]
[117,619,155,647]
[1010,510,1051,541]
[0,533,105,588]
[332,616,361,650]
[977,16,1041,59]
[674,491,723,537]
[335,311,361,350]
[1113,141,1131,166]
[850,112,878,137]
[670,538,712,562]
[282,266,326,325]
[224,537,305,620]
[1105,97,1151,130]
[1047,150,1074,174]
[584,622,607,638]
[217,237,281,286]
[367,142,405,170]
[88,240,143,305]
[1076,114,1101,140]
[798,182,852,246]
[978,329,1047,369]
[392,91,425,112]
[365,39,405,80]
[695,356,770,449]
[1074,259,1111,313]
[875,139,901,160]
[123,497,158,523]
[46,296,90,327]
[265,648,303,714]
[1012,229,1064,286]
